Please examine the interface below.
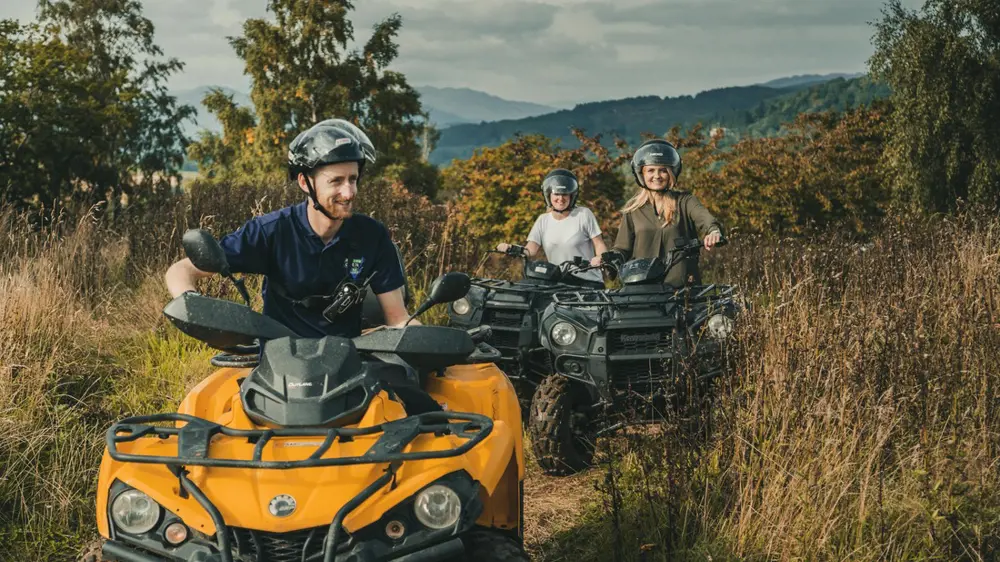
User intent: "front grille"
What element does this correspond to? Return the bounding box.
[489,329,521,350]
[483,308,526,328]
[607,329,672,355]
[231,526,327,562]
[609,359,671,388]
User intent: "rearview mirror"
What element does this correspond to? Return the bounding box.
[427,272,471,304]
[405,272,471,325]
[182,229,230,275]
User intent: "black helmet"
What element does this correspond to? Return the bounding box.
[287,118,376,181]
[288,118,376,220]
[541,168,579,210]
[630,139,681,189]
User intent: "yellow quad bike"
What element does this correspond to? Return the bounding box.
[93,230,529,562]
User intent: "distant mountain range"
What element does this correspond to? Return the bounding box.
[172,72,884,168]
[756,72,864,89]
[416,86,556,126]
[429,73,886,165]
[171,85,556,138]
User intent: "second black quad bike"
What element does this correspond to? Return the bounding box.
[528,238,740,476]
[446,245,607,411]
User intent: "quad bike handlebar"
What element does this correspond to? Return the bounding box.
[600,235,729,272]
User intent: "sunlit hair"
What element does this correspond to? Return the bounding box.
[621,167,677,226]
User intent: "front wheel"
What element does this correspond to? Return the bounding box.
[528,375,595,476]
[460,529,530,561]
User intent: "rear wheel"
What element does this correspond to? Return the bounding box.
[460,529,530,561]
[528,375,595,476]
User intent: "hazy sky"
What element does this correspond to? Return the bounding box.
[3,0,922,106]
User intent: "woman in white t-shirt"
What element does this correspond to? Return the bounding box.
[496,169,608,289]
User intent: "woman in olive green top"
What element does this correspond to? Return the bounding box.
[598,139,724,287]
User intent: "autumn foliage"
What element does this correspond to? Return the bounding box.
[442,130,628,246]
[681,106,891,235]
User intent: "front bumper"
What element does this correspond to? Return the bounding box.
[102,472,483,562]
[102,536,465,562]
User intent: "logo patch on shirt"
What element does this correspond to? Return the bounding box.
[346,257,365,280]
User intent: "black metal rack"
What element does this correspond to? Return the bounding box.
[106,412,494,562]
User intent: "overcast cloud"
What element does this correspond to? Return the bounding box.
[3,0,922,106]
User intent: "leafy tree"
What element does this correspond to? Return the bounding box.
[0,1,192,211]
[870,0,1000,213]
[188,0,439,196]
[684,107,890,235]
[441,130,628,246]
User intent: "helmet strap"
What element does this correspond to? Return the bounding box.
[303,173,339,222]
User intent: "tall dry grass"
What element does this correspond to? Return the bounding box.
[0,178,488,559]
[539,213,1000,561]
[2,180,998,561]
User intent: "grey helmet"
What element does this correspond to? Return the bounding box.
[287,118,377,220]
[630,139,681,190]
[287,118,376,181]
[541,168,579,210]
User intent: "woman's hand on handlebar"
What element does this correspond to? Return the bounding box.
[590,255,603,267]
[496,242,511,253]
[704,231,723,251]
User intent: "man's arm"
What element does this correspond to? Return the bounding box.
[165,218,270,297]
[165,258,215,297]
[376,287,420,327]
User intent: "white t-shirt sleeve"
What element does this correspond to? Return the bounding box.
[581,208,602,239]
[527,214,545,245]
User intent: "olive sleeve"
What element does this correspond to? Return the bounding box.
[681,194,725,238]
[613,211,635,260]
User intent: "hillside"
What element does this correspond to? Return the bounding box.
[417,86,556,126]
[756,72,864,89]
[429,76,889,165]
[171,85,556,137]
[725,76,891,137]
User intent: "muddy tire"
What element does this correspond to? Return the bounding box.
[528,374,595,476]
[461,529,530,561]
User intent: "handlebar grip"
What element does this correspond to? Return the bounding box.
[507,244,527,257]
[467,325,492,343]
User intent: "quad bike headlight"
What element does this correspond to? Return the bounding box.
[551,321,578,346]
[707,314,734,339]
[111,489,162,535]
[452,297,472,316]
[414,484,462,529]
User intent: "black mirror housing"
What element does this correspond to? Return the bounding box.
[182,229,230,275]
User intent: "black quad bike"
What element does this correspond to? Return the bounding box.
[446,245,607,411]
[528,238,740,475]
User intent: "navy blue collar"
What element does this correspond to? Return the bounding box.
[292,201,355,249]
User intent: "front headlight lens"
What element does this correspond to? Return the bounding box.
[414,484,462,529]
[707,314,734,339]
[551,321,578,346]
[111,489,162,535]
[452,297,471,316]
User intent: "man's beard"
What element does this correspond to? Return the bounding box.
[323,199,353,219]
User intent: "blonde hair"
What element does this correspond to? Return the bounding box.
[621,168,677,227]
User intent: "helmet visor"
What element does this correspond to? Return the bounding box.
[542,175,579,195]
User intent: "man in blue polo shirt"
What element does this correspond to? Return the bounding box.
[165,118,414,338]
